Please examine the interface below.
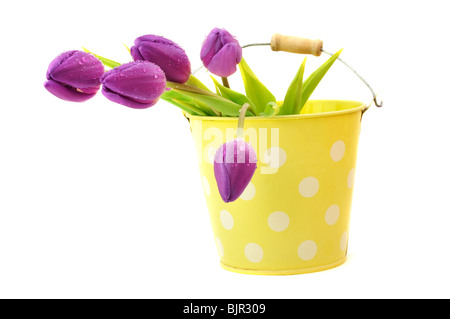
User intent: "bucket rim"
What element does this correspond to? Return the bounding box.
[185,99,366,122]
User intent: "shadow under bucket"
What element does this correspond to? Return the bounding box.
[187,100,365,275]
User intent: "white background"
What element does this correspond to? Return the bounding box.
[1,0,449,299]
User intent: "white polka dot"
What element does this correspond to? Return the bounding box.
[245,243,263,263]
[299,177,319,198]
[240,182,256,201]
[325,204,340,225]
[347,168,355,189]
[220,210,234,230]
[215,237,224,257]
[297,240,317,261]
[341,230,349,252]
[202,176,210,196]
[263,147,287,168]
[330,140,345,161]
[268,211,290,232]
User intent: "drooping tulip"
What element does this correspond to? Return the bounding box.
[100,61,166,109]
[130,35,191,84]
[200,28,242,77]
[214,138,257,203]
[44,50,104,102]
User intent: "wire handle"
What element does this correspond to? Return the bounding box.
[266,34,383,110]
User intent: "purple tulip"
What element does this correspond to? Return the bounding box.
[130,35,191,84]
[44,50,104,102]
[200,28,242,77]
[100,61,166,109]
[214,138,257,203]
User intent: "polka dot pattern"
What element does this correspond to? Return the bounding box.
[215,237,224,257]
[267,211,290,232]
[193,101,363,274]
[330,140,345,161]
[264,147,287,168]
[239,182,256,201]
[220,210,234,230]
[298,240,318,261]
[245,243,264,263]
[325,204,340,226]
[347,168,355,189]
[299,177,319,198]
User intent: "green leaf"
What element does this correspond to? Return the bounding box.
[299,49,343,111]
[280,58,307,115]
[260,102,281,117]
[167,81,218,98]
[161,90,212,116]
[238,57,276,113]
[171,89,254,117]
[185,75,212,92]
[82,47,121,69]
[210,77,258,116]
[161,96,205,116]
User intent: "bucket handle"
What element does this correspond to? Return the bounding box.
[244,34,384,116]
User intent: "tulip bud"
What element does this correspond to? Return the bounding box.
[100,61,166,109]
[130,35,191,84]
[44,50,104,102]
[200,28,242,77]
[214,138,257,203]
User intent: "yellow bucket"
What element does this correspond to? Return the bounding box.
[187,100,366,275]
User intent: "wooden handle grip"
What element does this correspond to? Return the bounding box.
[270,34,323,56]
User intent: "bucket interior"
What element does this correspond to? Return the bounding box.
[300,100,364,115]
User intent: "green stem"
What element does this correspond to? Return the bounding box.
[221,77,230,89]
[166,81,257,117]
[82,47,121,68]
[237,103,250,138]
[166,81,222,98]
[160,95,207,116]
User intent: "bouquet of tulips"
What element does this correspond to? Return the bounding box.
[44,28,342,202]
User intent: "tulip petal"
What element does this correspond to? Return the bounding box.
[214,149,232,202]
[101,87,157,109]
[200,28,242,77]
[101,61,166,104]
[214,138,257,203]
[46,51,77,80]
[206,43,241,77]
[131,35,191,83]
[130,46,144,61]
[135,34,176,46]
[50,51,104,89]
[100,61,166,109]
[200,28,220,66]
[44,79,96,102]
[136,42,191,83]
